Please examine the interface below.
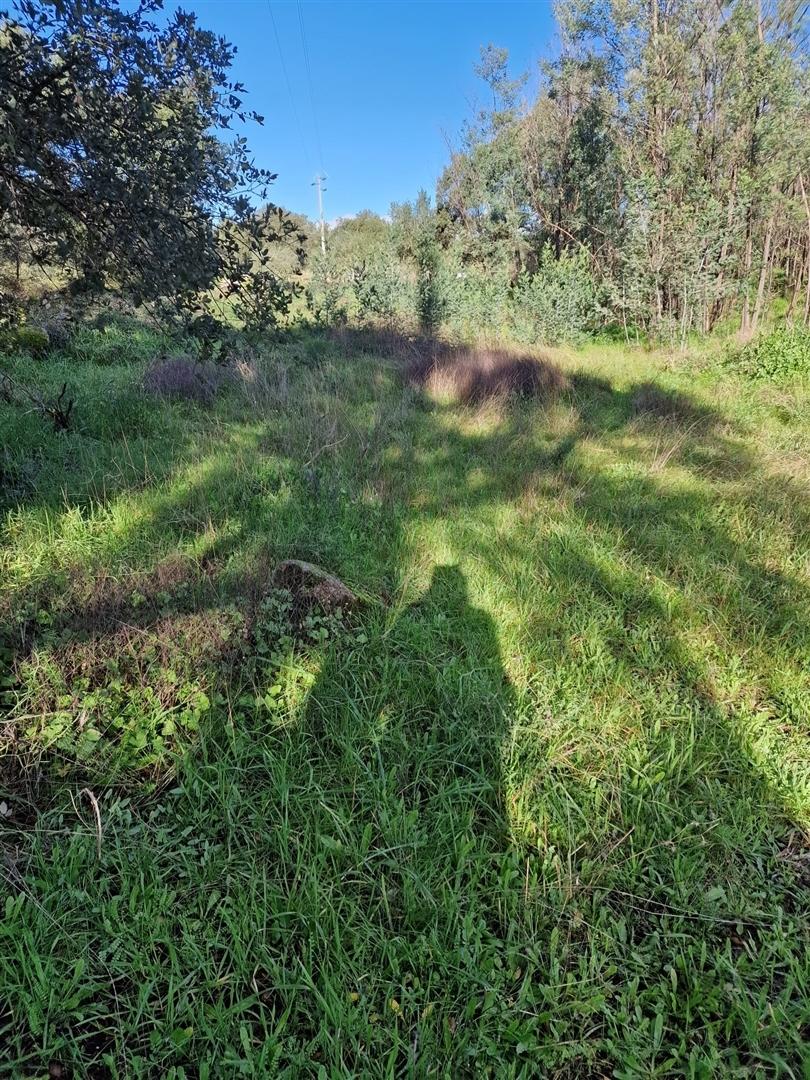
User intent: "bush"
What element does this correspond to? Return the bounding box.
[438,246,600,345]
[350,254,409,324]
[30,309,74,350]
[231,269,295,332]
[441,261,512,339]
[415,223,442,332]
[511,246,599,345]
[728,325,810,381]
[0,325,50,357]
[306,251,349,326]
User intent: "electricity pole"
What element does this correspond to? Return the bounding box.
[313,174,327,254]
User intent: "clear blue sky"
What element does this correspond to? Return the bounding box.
[186,0,559,222]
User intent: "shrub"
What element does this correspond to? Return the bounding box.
[511,245,599,345]
[728,325,810,381]
[438,246,601,345]
[142,355,228,406]
[0,325,50,357]
[441,262,512,339]
[350,254,408,324]
[31,309,74,350]
[231,269,295,332]
[415,222,442,332]
[306,251,349,326]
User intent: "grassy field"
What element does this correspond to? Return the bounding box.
[1,327,809,1076]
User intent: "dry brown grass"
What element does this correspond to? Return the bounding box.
[327,327,570,405]
[408,343,570,404]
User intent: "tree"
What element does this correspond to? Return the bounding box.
[0,0,295,322]
[437,46,532,279]
[556,0,810,335]
[411,192,442,331]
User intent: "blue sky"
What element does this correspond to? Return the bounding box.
[186,1,559,222]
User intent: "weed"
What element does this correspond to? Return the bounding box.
[727,324,810,382]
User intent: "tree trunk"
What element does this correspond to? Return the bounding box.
[751,214,774,332]
[741,221,753,335]
[798,172,810,324]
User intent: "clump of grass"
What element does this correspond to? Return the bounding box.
[142,354,228,406]
[408,342,570,403]
[67,321,170,365]
[630,380,717,428]
[328,327,571,404]
[0,448,38,508]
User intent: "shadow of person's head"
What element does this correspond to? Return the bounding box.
[423,563,469,612]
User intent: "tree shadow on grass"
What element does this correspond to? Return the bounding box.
[404,378,810,1070]
[214,348,808,1071]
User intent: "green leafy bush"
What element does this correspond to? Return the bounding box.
[415,218,442,332]
[728,325,810,381]
[350,254,409,323]
[441,262,512,338]
[0,325,50,357]
[439,247,600,345]
[511,246,599,345]
[306,251,349,326]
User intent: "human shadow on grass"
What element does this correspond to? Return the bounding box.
[304,562,511,849]
[240,562,518,1069]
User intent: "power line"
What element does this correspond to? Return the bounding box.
[296,0,326,175]
[266,0,314,177]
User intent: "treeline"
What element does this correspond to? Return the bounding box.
[306,0,810,344]
[1,0,808,347]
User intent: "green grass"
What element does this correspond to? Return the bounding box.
[1,330,809,1076]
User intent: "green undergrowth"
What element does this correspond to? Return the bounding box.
[725,324,810,383]
[1,329,809,1076]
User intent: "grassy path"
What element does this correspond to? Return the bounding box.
[1,334,809,1075]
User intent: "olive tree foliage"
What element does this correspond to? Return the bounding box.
[0,0,302,326]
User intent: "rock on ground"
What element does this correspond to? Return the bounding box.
[271,559,357,613]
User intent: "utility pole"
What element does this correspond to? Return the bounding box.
[313,174,327,254]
